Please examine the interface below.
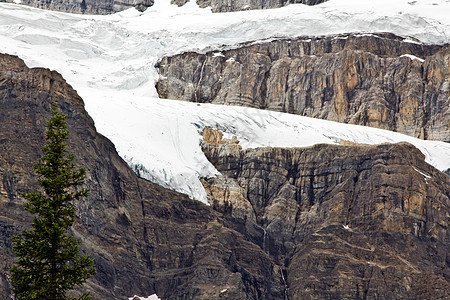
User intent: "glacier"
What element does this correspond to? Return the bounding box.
[0,0,449,203]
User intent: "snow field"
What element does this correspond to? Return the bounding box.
[0,0,449,203]
[84,89,450,204]
[128,294,160,300]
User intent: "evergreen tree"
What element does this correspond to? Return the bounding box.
[10,103,96,300]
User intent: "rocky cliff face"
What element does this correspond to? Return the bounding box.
[201,128,450,299]
[0,53,285,299]
[1,53,449,299]
[0,0,325,14]
[1,0,154,14]
[157,33,450,142]
[171,0,327,13]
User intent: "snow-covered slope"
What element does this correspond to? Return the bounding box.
[129,294,160,300]
[0,0,449,203]
[87,93,450,203]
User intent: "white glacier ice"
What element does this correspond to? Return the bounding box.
[128,294,160,300]
[0,0,449,203]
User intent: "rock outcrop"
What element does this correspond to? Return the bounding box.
[0,53,285,299]
[1,52,449,299]
[201,128,450,299]
[171,0,327,13]
[157,33,450,142]
[1,0,326,14]
[1,0,154,14]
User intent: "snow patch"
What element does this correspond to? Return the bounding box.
[402,38,422,44]
[413,166,432,184]
[128,295,160,300]
[413,167,431,179]
[400,54,425,62]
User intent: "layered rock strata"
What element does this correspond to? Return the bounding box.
[0,0,154,14]
[157,33,450,142]
[1,52,449,299]
[201,128,450,299]
[0,0,326,14]
[171,0,327,13]
[0,53,285,299]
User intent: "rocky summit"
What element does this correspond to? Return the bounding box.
[156,33,450,142]
[1,53,449,299]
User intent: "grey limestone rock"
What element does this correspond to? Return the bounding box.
[0,53,284,299]
[157,33,450,142]
[171,0,328,12]
[1,0,154,14]
[1,52,449,299]
[0,0,324,14]
[201,128,450,299]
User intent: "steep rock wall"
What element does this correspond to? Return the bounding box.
[0,53,285,299]
[0,0,325,14]
[201,128,450,299]
[1,52,449,299]
[171,0,327,13]
[157,33,450,141]
[0,0,154,14]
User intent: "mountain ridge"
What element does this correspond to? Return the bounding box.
[0,0,449,298]
[1,52,449,299]
[0,0,327,15]
[156,33,450,142]
[0,52,286,299]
